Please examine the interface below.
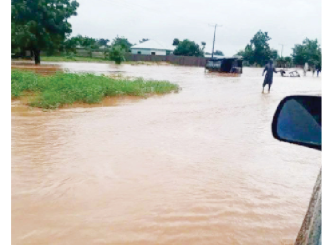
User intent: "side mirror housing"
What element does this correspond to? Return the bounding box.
[272,95,321,150]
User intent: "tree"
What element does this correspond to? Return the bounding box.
[292,38,321,67]
[284,56,292,64]
[11,0,79,64]
[139,38,149,44]
[172,38,180,46]
[63,35,99,53]
[173,39,204,57]
[77,35,97,47]
[11,23,21,55]
[250,30,273,65]
[63,36,79,52]
[271,49,278,60]
[276,56,293,68]
[109,45,125,64]
[205,50,224,57]
[97,38,110,46]
[201,41,206,53]
[237,30,275,66]
[237,44,254,64]
[213,50,224,56]
[64,35,111,52]
[111,36,132,52]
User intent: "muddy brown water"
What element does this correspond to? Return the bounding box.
[12,62,321,245]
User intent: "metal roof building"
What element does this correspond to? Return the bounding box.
[131,40,175,56]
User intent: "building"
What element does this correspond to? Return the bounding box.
[131,40,175,55]
[204,54,224,58]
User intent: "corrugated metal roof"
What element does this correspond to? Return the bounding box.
[205,55,243,59]
[209,56,243,60]
[131,40,175,51]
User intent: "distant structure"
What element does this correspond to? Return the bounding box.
[131,40,175,55]
[204,54,224,58]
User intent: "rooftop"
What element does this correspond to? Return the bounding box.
[209,55,243,60]
[131,40,175,51]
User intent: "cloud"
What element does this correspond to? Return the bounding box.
[70,0,321,56]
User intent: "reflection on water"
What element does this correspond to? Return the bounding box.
[12,62,321,245]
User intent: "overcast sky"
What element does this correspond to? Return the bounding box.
[69,0,321,57]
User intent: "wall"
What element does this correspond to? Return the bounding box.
[76,49,90,57]
[41,50,208,67]
[91,52,105,58]
[125,53,208,67]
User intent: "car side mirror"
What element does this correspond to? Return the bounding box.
[272,96,321,150]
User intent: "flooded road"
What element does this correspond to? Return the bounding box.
[12,62,321,245]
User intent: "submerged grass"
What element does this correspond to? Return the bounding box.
[11,70,179,109]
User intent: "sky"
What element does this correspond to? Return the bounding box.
[69,0,321,57]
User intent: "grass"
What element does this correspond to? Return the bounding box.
[11,70,179,109]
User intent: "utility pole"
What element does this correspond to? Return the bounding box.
[210,24,222,58]
[279,44,284,58]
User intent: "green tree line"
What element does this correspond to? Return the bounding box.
[11,1,321,67]
[237,30,321,68]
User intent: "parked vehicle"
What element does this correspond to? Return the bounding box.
[272,95,321,245]
[205,56,243,74]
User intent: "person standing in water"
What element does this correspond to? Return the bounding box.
[312,65,316,76]
[303,62,308,76]
[316,63,321,77]
[262,60,277,93]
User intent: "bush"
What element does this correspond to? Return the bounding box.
[11,70,179,109]
[109,45,125,64]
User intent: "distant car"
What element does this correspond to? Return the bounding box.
[272,95,321,245]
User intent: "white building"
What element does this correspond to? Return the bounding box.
[131,40,175,55]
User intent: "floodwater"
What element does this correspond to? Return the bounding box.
[12,62,321,245]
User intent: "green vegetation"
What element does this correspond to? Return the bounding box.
[11,70,179,109]
[173,39,204,57]
[237,30,278,66]
[172,38,180,46]
[97,38,110,47]
[236,31,321,68]
[64,35,108,53]
[11,0,79,64]
[62,36,132,64]
[292,38,321,67]
[108,46,126,64]
[110,36,133,52]
[205,50,224,57]
[276,56,293,68]
[213,50,224,56]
